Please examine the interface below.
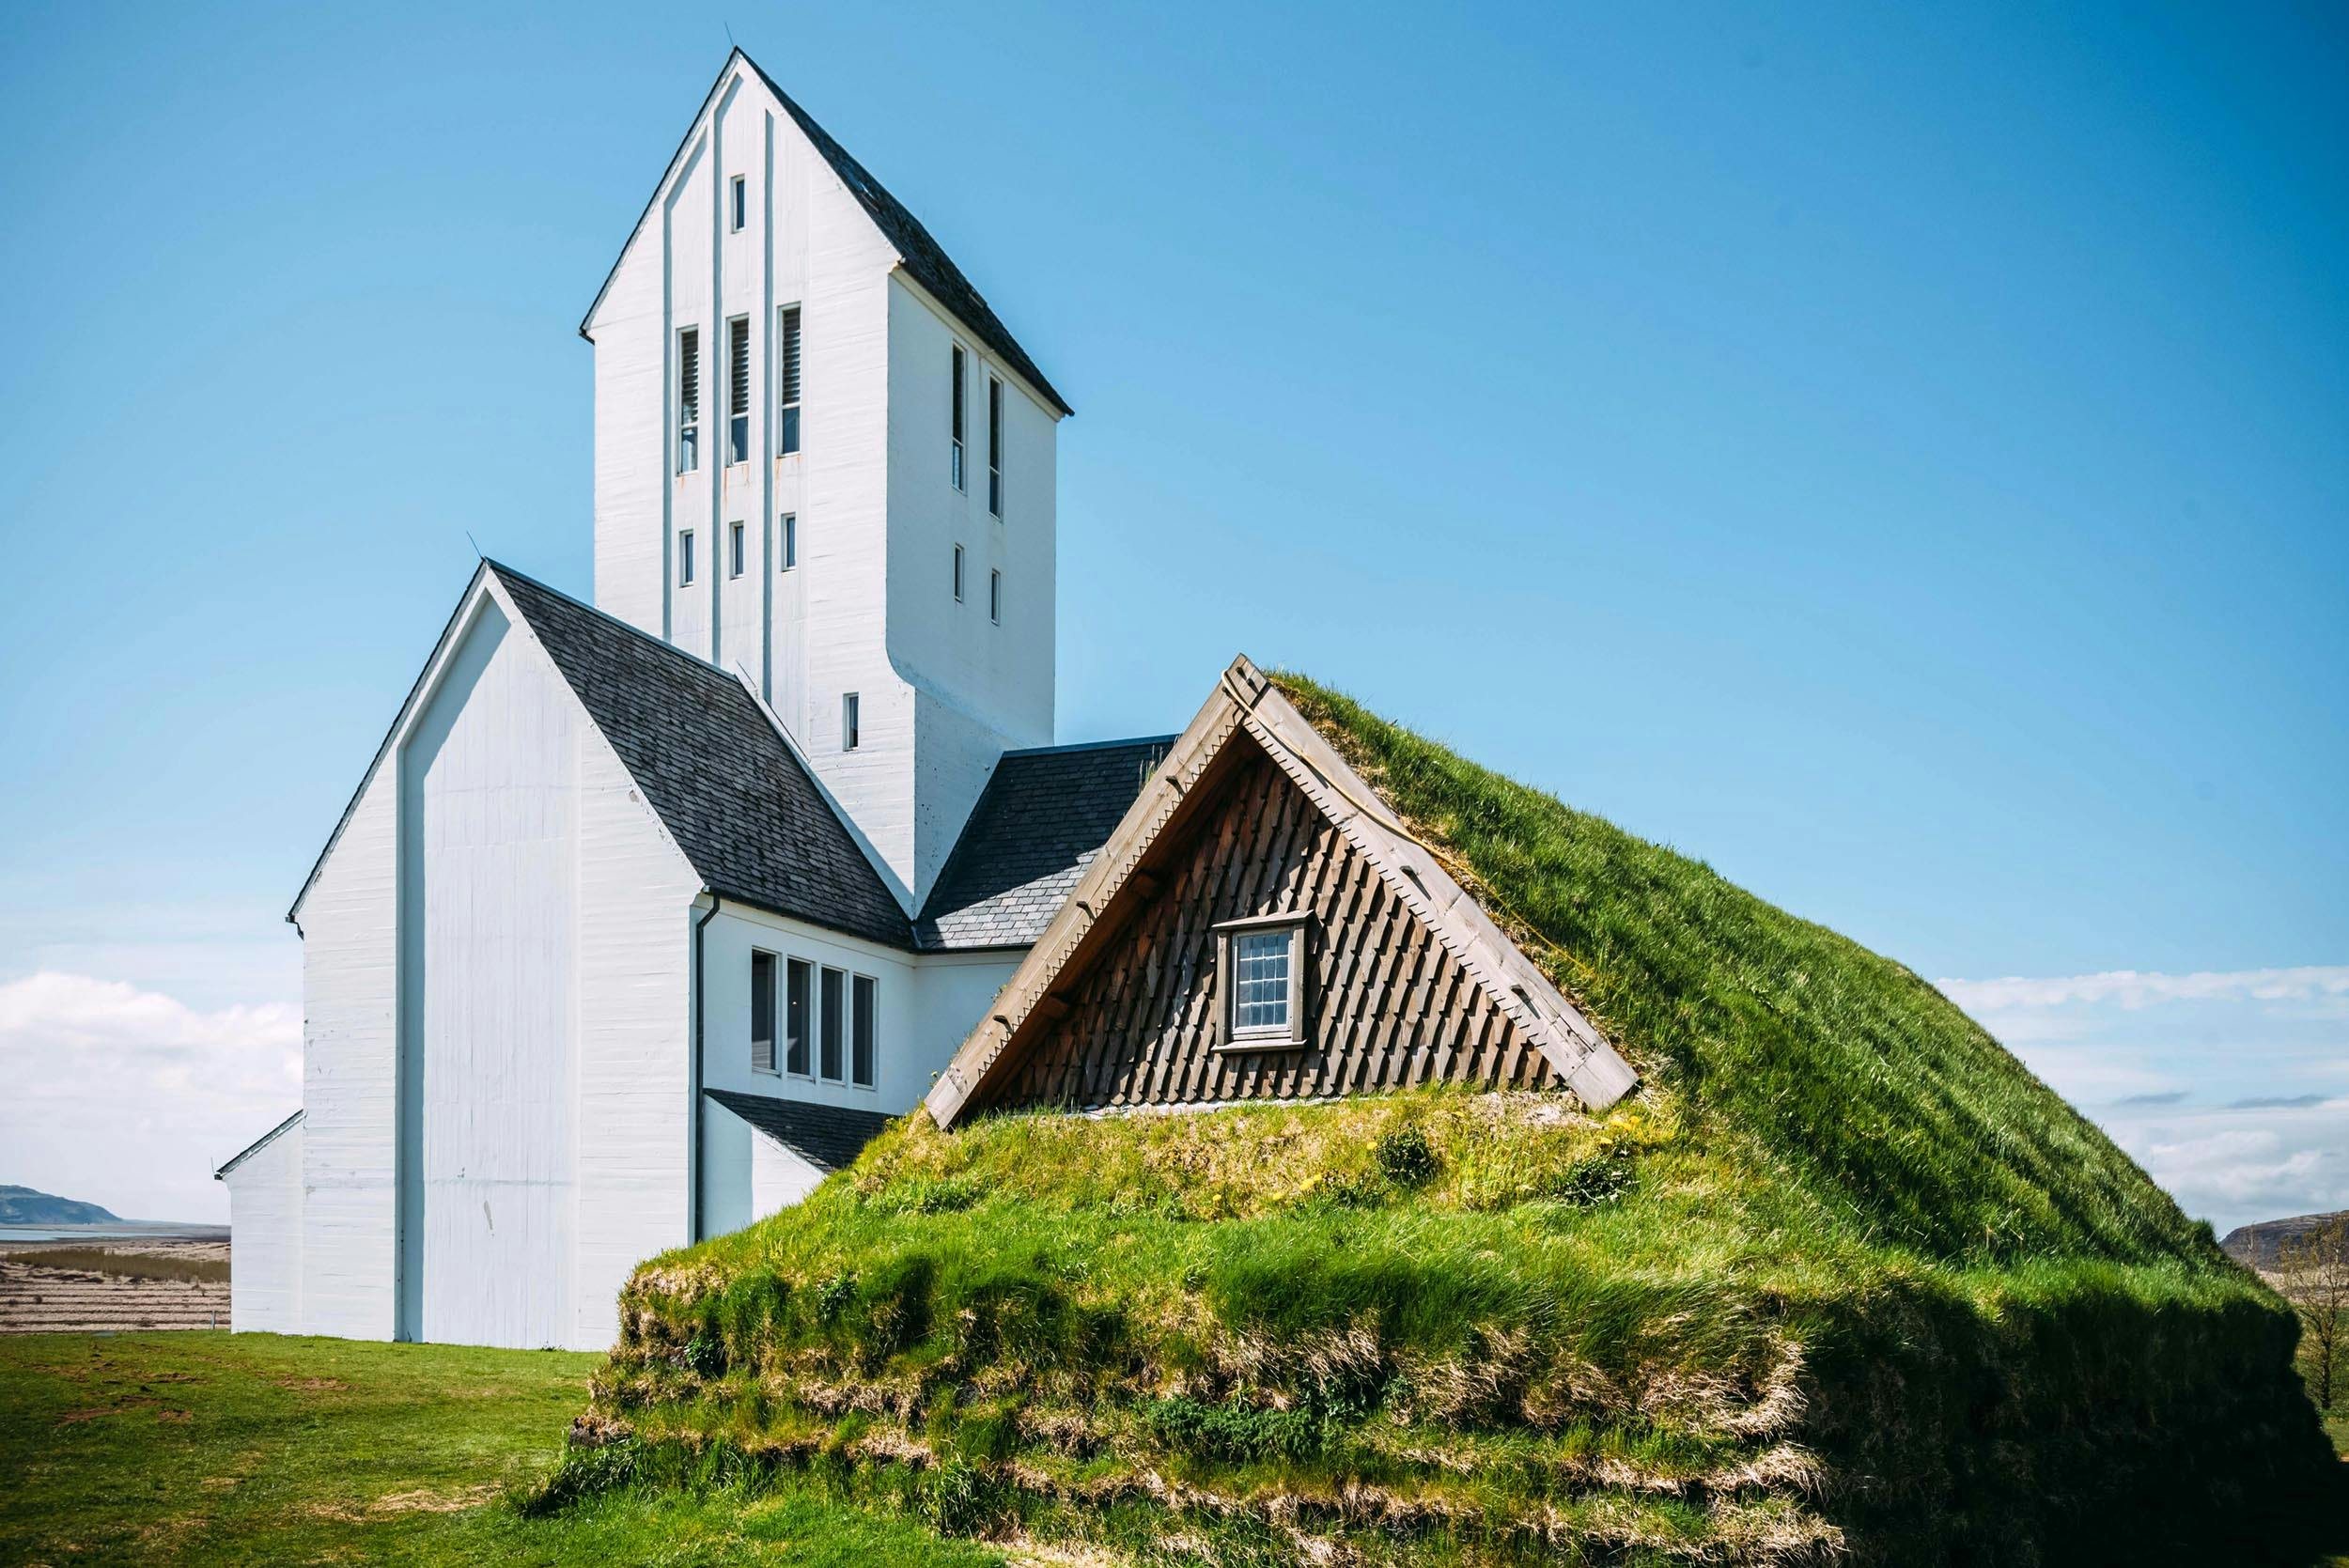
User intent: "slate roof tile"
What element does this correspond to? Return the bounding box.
[705,1089,893,1172]
[916,737,1176,950]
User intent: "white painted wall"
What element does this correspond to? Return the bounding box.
[294,749,399,1341]
[224,1121,303,1334]
[397,599,580,1349]
[586,57,1065,908]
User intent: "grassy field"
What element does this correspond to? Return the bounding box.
[0,1331,1008,1566]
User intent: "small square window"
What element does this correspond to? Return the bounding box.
[730,174,747,233]
[842,691,860,752]
[780,513,797,571]
[729,520,745,578]
[1215,916,1307,1051]
[953,544,964,602]
[678,530,695,586]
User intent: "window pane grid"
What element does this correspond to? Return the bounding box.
[1232,929,1292,1032]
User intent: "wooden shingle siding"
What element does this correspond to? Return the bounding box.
[988,749,1552,1112]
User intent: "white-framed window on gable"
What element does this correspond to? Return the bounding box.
[950,344,966,490]
[777,304,802,456]
[676,326,701,474]
[678,529,696,586]
[785,957,812,1076]
[726,315,751,464]
[987,374,1003,516]
[1214,913,1309,1051]
[730,174,747,233]
[751,949,777,1074]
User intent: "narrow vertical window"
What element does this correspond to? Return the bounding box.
[777,305,802,455]
[729,174,747,233]
[952,544,964,601]
[950,345,966,489]
[989,568,1001,625]
[725,315,750,464]
[780,512,797,571]
[987,375,1003,516]
[679,530,695,586]
[676,327,700,474]
[729,520,745,578]
[851,974,877,1088]
[750,951,776,1073]
[819,967,845,1081]
[785,958,811,1075]
[842,691,860,751]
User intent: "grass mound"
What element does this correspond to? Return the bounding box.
[552,675,2339,1565]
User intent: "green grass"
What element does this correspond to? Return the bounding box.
[0,1331,1008,1566]
[554,675,2343,1565]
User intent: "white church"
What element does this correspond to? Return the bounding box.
[217,50,1637,1354]
[215,51,1173,1351]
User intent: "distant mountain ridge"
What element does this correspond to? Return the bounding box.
[2220,1208,2347,1270]
[0,1186,121,1225]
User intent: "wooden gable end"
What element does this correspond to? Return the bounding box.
[981,739,1554,1115]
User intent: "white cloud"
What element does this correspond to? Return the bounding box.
[0,971,299,1223]
[1937,966,2349,1013]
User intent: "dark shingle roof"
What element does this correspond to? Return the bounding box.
[583,50,1070,419]
[705,1089,893,1172]
[917,737,1176,950]
[490,563,913,950]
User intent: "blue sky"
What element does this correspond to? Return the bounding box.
[0,2,2342,1228]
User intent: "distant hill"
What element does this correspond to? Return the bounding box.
[0,1185,121,1226]
[2221,1208,2347,1270]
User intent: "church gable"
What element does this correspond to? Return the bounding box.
[988,742,1552,1113]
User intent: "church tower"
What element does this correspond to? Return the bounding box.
[580,52,1071,907]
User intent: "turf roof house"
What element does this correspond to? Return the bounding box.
[216,52,1633,1353]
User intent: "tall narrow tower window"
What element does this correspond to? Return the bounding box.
[989,568,1001,625]
[777,305,802,456]
[780,512,797,571]
[729,520,745,578]
[729,174,747,233]
[676,327,701,474]
[987,375,1003,516]
[679,530,696,586]
[725,316,750,464]
[953,544,964,601]
[950,345,966,490]
[842,691,860,752]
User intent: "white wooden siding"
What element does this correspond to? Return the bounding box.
[224,1121,303,1334]
[397,600,580,1349]
[297,755,399,1340]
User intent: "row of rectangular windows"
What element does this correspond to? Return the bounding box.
[750,950,877,1087]
[675,518,997,628]
[676,319,1005,524]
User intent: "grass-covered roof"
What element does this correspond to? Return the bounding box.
[557,674,2335,1566]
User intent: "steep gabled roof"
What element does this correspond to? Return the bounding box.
[705,1089,894,1172]
[582,49,1071,418]
[924,657,1641,1128]
[916,736,1177,950]
[488,564,912,949]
